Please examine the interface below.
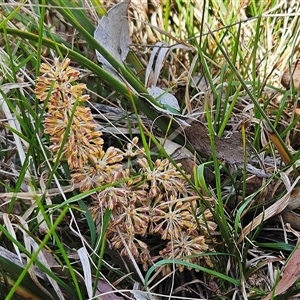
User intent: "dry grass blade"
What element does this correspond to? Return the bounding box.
[0,83,31,175]
[145,42,169,87]
[3,214,65,299]
[238,171,300,244]
[29,238,65,300]
[78,247,93,299]
[263,238,300,300]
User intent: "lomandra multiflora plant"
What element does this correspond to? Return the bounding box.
[35,57,217,273]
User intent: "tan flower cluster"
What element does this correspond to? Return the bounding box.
[35,57,124,188]
[98,155,217,272]
[35,58,103,169]
[35,57,216,274]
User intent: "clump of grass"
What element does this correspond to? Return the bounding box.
[1,1,300,299]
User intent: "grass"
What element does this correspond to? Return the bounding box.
[0,0,300,299]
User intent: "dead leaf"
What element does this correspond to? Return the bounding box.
[131,282,159,300]
[147,85,180,111]
[157,137,198,177]
[94,0,131,74]
[281,60,300,90]
[281,210,300,231]
[263,239,300,300]
[238,173,300,244]
[184,120,248,164]
[281,186,300,230]
[190,75,210,91]
[97,279,124,300]
[286,186,300,211]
